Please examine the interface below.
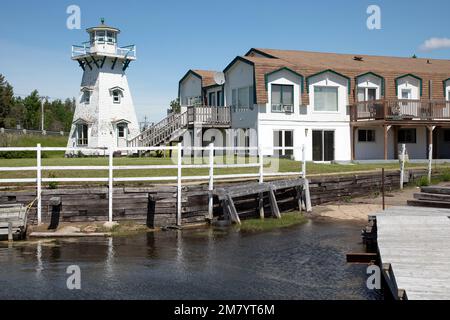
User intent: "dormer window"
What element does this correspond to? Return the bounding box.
[401,89,412,100]
[271,84,294,113]
[109,87,124,104]
[80,88,92,104]
[314,86,338,112]
[113,90,121,103]
[113,90,122,103]
[82,91,91,104]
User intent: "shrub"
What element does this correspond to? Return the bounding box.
[441,170,450,182]
[416,176,430,187]
[48,173,58,189]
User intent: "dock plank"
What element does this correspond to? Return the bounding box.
[375,206,450,300]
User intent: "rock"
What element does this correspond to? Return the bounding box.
[57,226,81,234]
[102,222,119,230]
[82,225,98,233]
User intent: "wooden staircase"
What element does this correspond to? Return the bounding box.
[408,186,450,209]
[128,106,231,147]
[128,111,188,148]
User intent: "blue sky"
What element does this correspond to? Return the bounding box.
[1,0,450,122]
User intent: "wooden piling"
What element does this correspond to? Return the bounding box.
[258,193,265,219]
[8,222,13,242]
[268,187,281,219]
[382,168,385,211]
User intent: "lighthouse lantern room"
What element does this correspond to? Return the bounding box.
[67,19,139,155]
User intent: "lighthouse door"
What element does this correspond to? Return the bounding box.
[117,124,128,148]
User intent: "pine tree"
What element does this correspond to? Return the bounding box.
[0,74,14,127]
[23,90,41,130]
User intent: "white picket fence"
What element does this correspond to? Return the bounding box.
[0,144,306,226]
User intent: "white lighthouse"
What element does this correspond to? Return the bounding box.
[67,19,139,155]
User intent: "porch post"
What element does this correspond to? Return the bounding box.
[393,126,399,159]
[383,125,388,160]
[427,126,436,183]
[351,126,356,161]
[427,125,436,158]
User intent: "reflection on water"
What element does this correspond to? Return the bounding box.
[0,220,378,300]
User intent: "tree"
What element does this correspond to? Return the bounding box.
[0,73,75,131]
[169,98,181,114]
[0,74,14,127]
[6,98,25,128]
[44,98,75,132]
[23,90,41,130]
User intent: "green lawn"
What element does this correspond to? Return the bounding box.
[0,155,447,183]
[1,134,449,183]
[0,134,68,158]
[0,134,67,147]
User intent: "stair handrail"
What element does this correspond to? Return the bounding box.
[129,110,188,146]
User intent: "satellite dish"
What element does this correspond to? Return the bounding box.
[214,72,226,85]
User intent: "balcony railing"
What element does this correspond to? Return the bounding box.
[71,42,136,59]
[128,105,231,147]
[187,106,231,126]
[350,99,450,122]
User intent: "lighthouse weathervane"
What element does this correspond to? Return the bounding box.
[67,19,139,155]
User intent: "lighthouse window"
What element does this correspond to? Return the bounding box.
[112,90,122,104]
[95,31,106,43]
[106,31,116,44]
[76,124,88,146]
[118,126,126,138]
[81,91,90,104]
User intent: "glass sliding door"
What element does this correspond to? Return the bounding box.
[367,88,377,101]
[273,130,294,158]
[312,131,323,161]
[285,130,293,157]
[208,92,216,107]
[323,131,335,161]
[217,91,223,107]
[273,130,282,157]
[312,130,335,161]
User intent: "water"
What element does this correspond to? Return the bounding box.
[0,220,378,300]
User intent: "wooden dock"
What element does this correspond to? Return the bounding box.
[0,204,28,241]
[372,206,450,300]
[214,178,312,224]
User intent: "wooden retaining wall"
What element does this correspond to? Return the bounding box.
[0,169,435,227]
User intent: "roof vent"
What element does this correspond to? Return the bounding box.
[353,56,364,62]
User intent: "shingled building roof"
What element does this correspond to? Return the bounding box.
[191,70,220,88]
[228,48,450,105]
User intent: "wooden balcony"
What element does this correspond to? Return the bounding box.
[186,105,231,128]
[350,99,450,124]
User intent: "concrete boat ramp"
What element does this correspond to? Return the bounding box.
[371,205,450,300]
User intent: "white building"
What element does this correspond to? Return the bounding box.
[67,20,139,155]
[133,48,450,161]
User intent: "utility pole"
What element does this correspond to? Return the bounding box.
[40,96,49,132]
